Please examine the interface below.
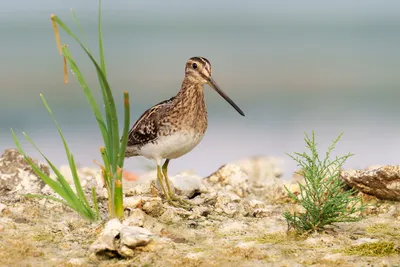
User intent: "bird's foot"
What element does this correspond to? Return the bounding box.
[172,195,192,207]
[166,195,192,210]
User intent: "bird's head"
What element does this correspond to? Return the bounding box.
[184,57,245,116]
[185,57,212,84]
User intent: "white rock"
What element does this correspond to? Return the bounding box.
[218,220,248,234]
[118,225,156,257]
[123,209,146,227]
[90,219,122,253]
[380,259,390,267]
[142,198,165,217]
[0,149,49,195]
[214,192,250,217]
[67,258,86,266]
[124,196,151,209]
[188,206,210,220]
[120,225,154,248]
[206,164,249,197]
[185,252,205,260]
[159,209,181,224]
[170,173,206,198]
[125,179,156,196]
[0,203,6,214]
[322,253,343,262]
[90,218,156,258]
[232,156,284,184]
[235,241,256,249]
[249,199,266,209]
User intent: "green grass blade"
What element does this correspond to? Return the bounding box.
[92,187,100,220]
[12,130,95,221]
[97,77,115,170]
[69,154,92,207]
[118,91,130,168]
[22,133,77,205]
[61,47,109,152]
[40,94,91,207]
[113,167,123,218]
[95,0,116,164]
[11,130,67,198]
[21,133,96,220]
[52,17,120,171]
[94,70,118,172]
[70,8,89,50]
[100,147,111,189]
[98,0,106,75]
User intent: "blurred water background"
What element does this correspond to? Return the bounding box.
[1,0,400,178]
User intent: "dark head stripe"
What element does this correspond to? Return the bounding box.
[189,56,211,76]
[199,57,210,66]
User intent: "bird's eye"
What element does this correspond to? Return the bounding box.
[192,63,197,69]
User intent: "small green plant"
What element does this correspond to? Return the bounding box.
[283,132,366,232]
[11,0,130,220]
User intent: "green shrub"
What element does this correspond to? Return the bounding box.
[283,132,366,232]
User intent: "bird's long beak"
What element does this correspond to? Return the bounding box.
[208,77,245,116]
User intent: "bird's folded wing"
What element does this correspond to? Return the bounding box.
[127,97,175,147]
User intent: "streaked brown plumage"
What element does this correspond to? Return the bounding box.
[125,57,244,207]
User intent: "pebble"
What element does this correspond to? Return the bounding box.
[0,203,6,214]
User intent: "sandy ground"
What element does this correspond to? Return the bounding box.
[1,150,399,266]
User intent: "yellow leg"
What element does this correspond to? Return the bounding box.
[157,165,170,200]
[157,164,179,207]
[162,159,191,208]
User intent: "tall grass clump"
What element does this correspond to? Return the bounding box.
[283,132,366,233]
[11,0,130,220]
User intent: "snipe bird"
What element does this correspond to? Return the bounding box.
[125,57,245,207]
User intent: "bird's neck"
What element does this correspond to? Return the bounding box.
[176,77,206,105]
[172,77,208,132]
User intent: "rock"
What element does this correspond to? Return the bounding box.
[125,179,155,196]
[380,260,390,267]
[187,206,210,220]
[0,203,6,214]
[142,198,165,217]
[0,149,49,195]
[340,166,400,201]
[118,225,155,257]
[322,253,344,262]
[90,218,156,258]
[249,199,266,209]
[191,191,218,206]
[206,164,249,197]
[159,209,182,224]
[214,192,251,217]
[252,177,286,204]
[124,196,150,209]
[232,241,259,259]
[124,172,167,197]
[218,220,248,235]
[67,258,86,266]
[123,209,147,227]
[90,219,122,255]
[169,172,206,198]
[232,156,284,184]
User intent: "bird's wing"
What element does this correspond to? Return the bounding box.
[127,97,174,147]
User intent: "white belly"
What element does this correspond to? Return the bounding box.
[138,131,204,162]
